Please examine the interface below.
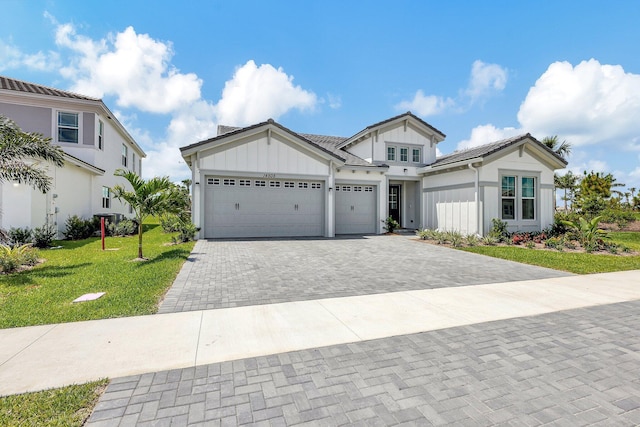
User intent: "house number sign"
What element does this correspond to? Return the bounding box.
[263,173,276,178]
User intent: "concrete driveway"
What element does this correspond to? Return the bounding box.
[159,235,571,313]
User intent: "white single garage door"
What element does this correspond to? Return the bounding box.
[204,176,324,238]
[335,184,377,234]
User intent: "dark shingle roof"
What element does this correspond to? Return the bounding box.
[0,75,100,101]
[431,133,568,167]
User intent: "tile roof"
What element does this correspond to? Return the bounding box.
[0,75,100,101]
[430,133,568,167]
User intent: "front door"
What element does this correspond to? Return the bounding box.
[389,185,401,225]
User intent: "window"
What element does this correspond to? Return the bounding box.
[412,148,421,163]
[365,186,373,192]
[521,177,536,220]
[270,181,281,188]
[132,153,136,172]
[223,179,235,186]
[121,144,128,167]
[387,146,396,161]
[102,187,110,209]
[239,179,251,187]
[354,186,362,192]
[207,178,220,185]
[284,181,295,188]
[501,175,536,221]
[98,120,104,150]
[298,182,308,189]
[342,185,351,192]
[58,112,79,143]
[255,180,266,187]
[501,176,516,220]
[311,183,322,189]
[400,148,408,162]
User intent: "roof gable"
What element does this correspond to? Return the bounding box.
[422,134,567,173]
[0,76,100,101]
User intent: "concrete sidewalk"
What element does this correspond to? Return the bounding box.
[1,270,639,397]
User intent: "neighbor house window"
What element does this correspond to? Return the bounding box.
[400,147,408,162]
[132,153,136,172]
[102,187,110,209]
[122,144,128,167]
[387,146,396,161]
[58,112,79,143]
[501,175,537,221]
[412,148,421,163]
[98,120,104,150]
[501,176,516,220]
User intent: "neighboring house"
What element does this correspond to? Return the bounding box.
[180,112,567,239]
[0,76,146,236]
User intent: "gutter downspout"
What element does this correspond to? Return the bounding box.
[468,163,481,236]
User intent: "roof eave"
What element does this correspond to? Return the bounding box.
[418,157,484,175]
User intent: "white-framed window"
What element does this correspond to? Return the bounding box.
[387,146,396,161]
[412,148,421,163]
[311,183,322,189]
[501,175,537,221]
[298,182,308,189]
[342,185,351,192]
[239,179,251,187]
[132,153,136,172]
[207,178,220,185]
[365,186,373,192]
[284,181,295,188]
[102,186,110,209]
[255,180,266,187]
[98,119,104,150]
[121,144,128,167]
[223,178,235,186]
[270,181,281,188]
[58,111,79,144]
[400,148,408,162]
[354,186,363,192]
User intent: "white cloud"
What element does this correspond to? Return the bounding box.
[456,124,522,151]
[0,40,60,72]
[55,23,202,114]
[395,90,455,117]
[518,59,640,146]
[465,60,508,102]
[396,60,507,117]
[327,93,342,109]
[215,60,317,126]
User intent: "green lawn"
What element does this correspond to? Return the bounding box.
[0,380,107,426]
[462,232,640,274]
[0,222,195,329]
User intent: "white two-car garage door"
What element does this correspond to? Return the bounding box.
[335,184,377,234]
[204,176,324,238]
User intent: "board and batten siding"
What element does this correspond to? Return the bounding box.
[198,132,330,176]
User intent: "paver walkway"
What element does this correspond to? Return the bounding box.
[159,236,570,313]
[87,299,640,426]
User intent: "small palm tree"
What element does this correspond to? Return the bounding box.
[542,135,572,160]
[111,169,181,259]
[0,115,65,193]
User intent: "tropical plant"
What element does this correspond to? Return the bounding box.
[63,215,98,240]
[446,231,464,247]
[541,135,572,160]
[111,170,182,259]
[0,243,38,273]
[489,218,510,242]
[561,215,608,252]
[382,216,400,233]
[554,171,580,211]
[8,227,33,246]
[32,224,57,248]
[465,234,479,247]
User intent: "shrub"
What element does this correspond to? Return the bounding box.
[489,218,510,242]
[525,241,536,249]
[511,232,531,245]
[159,214,182,233]
[465,234,479,247]
[434,231,449,245]
[544,236,565,251]
[481,235,499,246]
[63,215,98,240]
[0,244,39,273]
[382,216,400,233]
[446,231,464,247]
[561,215,608,252]
[32,224,57,248]
[8,227,32,246]
[600,208,636,229]
[107,219,137,237]
[172,221,199,243]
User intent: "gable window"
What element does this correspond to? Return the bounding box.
[501,175,537,221]
[102,187,110,209]
[412,148,421,163]
[122,144,128,167]
[58,112,79,143]
[387,146,396,161]
[400,147,408,162]
[98,120,104,150]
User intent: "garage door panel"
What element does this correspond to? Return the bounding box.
[205,176,324,238]
[335,185,376,234]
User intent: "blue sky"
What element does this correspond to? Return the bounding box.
[2,1,640,195]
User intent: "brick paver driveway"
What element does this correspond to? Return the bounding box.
[159,235,570,313]
[88,301,640,426]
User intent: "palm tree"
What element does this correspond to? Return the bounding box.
[0,115,65,243]
[554,171,579,211]
[542,135,572,160]
[0,115,65,193]
[111,169,181,259]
